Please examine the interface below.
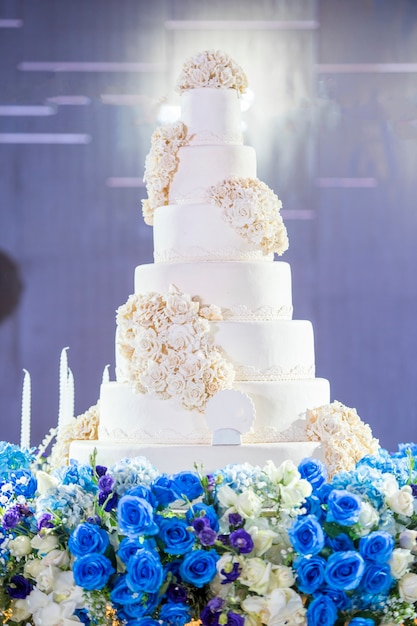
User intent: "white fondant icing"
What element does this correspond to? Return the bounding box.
[181,88,243,145]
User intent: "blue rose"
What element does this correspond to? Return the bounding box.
[326,490,361,526]
[159,601,192,624]
[72,553,115,590]
[118,537,144,564]
[320,587,351,611]
[157,516,195,555]
[298,458,327,489]
[171,471,204,501]
[127,484,158,508]
[151,474,178,506]
[118,495,159,537]
[303,495,325,521]
[110,575,135,605]
[68,522,109,557]
[359,531,394,563]
[361,562,393,595]
[307,595,337,626]
[179,549,219,587]
[327,533,354,552]
[126,619,161,626]
[289,514,325,556]
[324,551,365,590]
[186,503,219,532]
[126,548,164,593]
[349,619,375,626]
[293,555,326,594]
[123,592,159,619]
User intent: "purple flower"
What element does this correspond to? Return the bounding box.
[37,512,54,530]
[411,484,417,498]
[228,512,243,527]
[229,529,254,554]
[98,490,118,512]
[98,474,114,493]
[95,465,108,477]
[220,561,241,584]
[192,516,210,533]
[7,575,31,599]
[198,527,217,546]
[226,613,245,626]
[2,505,21,529]
[167,582,188,603]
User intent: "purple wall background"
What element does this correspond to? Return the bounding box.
[1,0,417,450]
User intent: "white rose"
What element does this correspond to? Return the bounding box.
[53,570,84,606]
[355,502,379,536]
[268,565,296,590]
[31,533,59,555]
[280,479,312,508]
[267,587,306,626]
[248,526,278,557]
[241,595,268,623]
[32,600,82,626]
[399,572,417,603]
[387,485,414,517]
[26,587,49,614]
[240,557,272,595]
[264,459,300,487]
[235,489,263,519]
[36,565,61,593]
[8,535,32,557]
[11,599,32,622]
[36,470,59,495]
[389,548,414,579]
[24,558,44,579]
[400,529,417,552]
[41,548,70,568]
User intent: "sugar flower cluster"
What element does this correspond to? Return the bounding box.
[47,403,100,470]
[208,176,289,256]
[142,121,188,225]
[116,285,235,412]
[176,49,248,94]
[306,400,380,477]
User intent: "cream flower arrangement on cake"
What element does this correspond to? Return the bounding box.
[116,285,235,412]
[306,400,380,476]
[176,49,248,94]
[48,403,100,469]
[208,177,289,256]
[142,121,189,225]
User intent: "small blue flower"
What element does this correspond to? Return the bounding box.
[171,471,203,502]
[293,555,326,594]
[117,495,159,537]
[326,490,361,526]
[68,522,109,557]
[179,549,219,587]
[126,548,164,593]
[159,601,192,625]
[157,516,195,555]
[289,514,325,556]
[359,531,394,564]
[307,595,337,626]
[324,551,365,591]
[298,458,327,489]
[73,553,115,590]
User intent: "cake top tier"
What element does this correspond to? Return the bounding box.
[175,50,248,94]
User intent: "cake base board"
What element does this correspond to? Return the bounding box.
[69,440,324,474]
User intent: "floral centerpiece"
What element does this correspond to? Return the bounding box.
[1,437,417,625]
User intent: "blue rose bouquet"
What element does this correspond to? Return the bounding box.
[0,442,417,626]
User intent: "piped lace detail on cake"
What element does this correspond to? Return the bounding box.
[154,247,273,263]
[243,421,308,443]
[99,425,212,445]
[221,304,293,321]
[188,130,243,146]
[233,363,315,382]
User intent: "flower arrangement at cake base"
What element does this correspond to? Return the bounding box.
[1,438,417,625]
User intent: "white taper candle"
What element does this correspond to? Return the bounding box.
[20,369,31,449]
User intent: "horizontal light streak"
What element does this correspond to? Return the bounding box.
[101,94,147,105]
[281,210,315,220]
[0,133,91,144]
[0,19,22,28]
[0,105,55,116]
[317,177,377,188]
[165,20,319,30]
[47,96,91,105]
[106,177,144,188]
[18,61,166,72]
[317,63,417,74]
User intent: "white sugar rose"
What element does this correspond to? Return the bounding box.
[140,360,168,394]
[399,572,417,603]
[166,375,186,397]
[224,198,255,227]
[165,323,196,352]
[389,548,414,579]
[181,380,207,410]
[240,557,272,595]
[9,535,32,557]
[165,288,199,323]
[135,327,162,359]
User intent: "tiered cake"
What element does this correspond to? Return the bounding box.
[70,50,330,471]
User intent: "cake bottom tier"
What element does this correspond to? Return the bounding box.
[96,377,330,444]
[69,440,324,474]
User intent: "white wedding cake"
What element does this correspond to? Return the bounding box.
[70,50,330,472]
